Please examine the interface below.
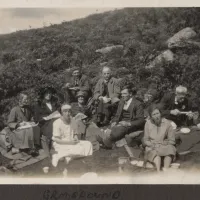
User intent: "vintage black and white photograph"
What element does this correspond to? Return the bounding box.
[0,7,200,184]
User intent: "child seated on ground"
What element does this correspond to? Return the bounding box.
[51,104,93,167]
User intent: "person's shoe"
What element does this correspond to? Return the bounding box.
[11,147,20,155]
[29,149,39,157]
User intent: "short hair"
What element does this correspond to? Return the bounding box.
[176,86,187,94]
[19,92,28,102]
[148,104,162,118]
[121,85,135,94]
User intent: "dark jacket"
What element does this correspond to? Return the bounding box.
[71,102,91,117]
[159,92,193,126]
[94,77,120,100]
[34,101,57,123]
[112,97,145,129]
[7,106,33,129]
[67,74,90,92]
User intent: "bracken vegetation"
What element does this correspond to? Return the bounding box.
[1,8,200,121]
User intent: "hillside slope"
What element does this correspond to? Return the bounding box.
[1,8,200,119]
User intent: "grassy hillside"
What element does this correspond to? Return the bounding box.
[1,8,200,120]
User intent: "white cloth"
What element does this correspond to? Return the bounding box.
[46,102,52,111]
[123,98,132,111]
[52,118,93,164]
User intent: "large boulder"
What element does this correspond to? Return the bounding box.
[145,50,174,69]
[95,45,124,54]
[167,27,197,49]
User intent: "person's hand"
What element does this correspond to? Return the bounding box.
[119,121,131,127]
[73,87,80,91]
[111,122,117,128]
[63,83,71,89]
[170,109,180,116]
[98,96,103,100]
[19,121,27,127]
[186,111,194,120]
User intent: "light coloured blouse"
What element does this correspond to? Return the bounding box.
[144,118,175,147]
[52,118,74,142]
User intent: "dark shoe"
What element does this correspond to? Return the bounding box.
[28,149,39,157]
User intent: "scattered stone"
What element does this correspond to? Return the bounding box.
[96,45,124,54]
[167,27,197,49]
[145,50,174,69]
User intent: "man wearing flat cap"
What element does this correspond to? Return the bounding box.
[63,67,91,103]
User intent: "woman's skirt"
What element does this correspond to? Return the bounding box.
[11,126,41,149]
[52,140,93,160]
[145,144,176,162]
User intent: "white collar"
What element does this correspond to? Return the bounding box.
[123,98,132,110]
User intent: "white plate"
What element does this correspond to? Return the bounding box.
[180,128,191,134]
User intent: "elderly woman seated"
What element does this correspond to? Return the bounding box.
[143,104,176,172]
[7,92,41,156]
[51,104,93,167]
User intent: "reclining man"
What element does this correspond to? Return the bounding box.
[103,85,146,149]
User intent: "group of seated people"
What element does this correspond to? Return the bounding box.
[3,65,200,172]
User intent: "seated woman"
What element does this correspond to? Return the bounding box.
[143,104,176,172]
[7,92,41,156]
[51,104,93,167]
[71,91,91,118]
[34,87,60,151]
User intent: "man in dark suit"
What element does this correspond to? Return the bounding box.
[63,67,91,103]
[159,86,194,127]
[103,85,145,148]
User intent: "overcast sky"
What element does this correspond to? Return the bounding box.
[0,8,116,34]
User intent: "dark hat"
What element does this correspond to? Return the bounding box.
[76,91,86,98]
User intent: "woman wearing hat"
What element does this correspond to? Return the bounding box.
[34,87,61,153]
[71,91,91,118]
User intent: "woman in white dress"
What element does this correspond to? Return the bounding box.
[51,104,93,167]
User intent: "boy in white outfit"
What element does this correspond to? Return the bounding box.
[51,104,93,167]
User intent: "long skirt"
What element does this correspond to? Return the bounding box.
[145,144,176,162]
[11,126,41,149]
[52,140,93,161]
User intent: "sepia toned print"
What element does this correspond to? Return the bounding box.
[0,7,200,183]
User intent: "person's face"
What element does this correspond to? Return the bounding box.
[121,89,132,102]
[102,69,111,81]
[72,70,80,79]
[20,95,29,106]
[78,96,85,104]
[127,74,133,82]
[62,109,72,121]
[44,92,52,101]
[144,94,153,103]
[176,93,186,103]
[151,109,161,125]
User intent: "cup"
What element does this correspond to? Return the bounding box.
[43,167,49,174]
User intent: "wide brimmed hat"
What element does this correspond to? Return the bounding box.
[111,97,120,104]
